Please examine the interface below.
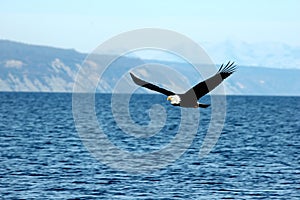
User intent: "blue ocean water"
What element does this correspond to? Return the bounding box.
[0,92,299,199]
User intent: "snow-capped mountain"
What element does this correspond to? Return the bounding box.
[202,40,300,69]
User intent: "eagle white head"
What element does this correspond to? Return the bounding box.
[167,95,181,105]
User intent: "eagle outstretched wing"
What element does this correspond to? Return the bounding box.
[183,61,236,99]
[130,73,175,96]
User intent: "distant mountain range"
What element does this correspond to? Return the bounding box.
[0,40,299,95]
[202,40,300,69]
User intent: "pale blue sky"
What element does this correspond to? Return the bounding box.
[0,0,299,52]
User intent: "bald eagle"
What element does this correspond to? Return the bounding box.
[130,61,236,108]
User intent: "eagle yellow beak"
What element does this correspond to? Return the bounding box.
[167,96,171,101]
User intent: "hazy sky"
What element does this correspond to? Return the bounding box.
[0,0,299,52]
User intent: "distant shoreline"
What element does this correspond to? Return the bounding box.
[1,91,299,97]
